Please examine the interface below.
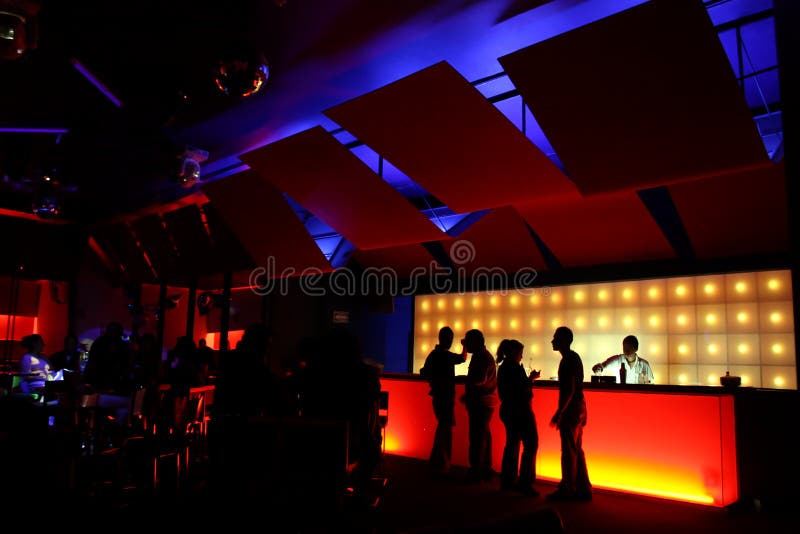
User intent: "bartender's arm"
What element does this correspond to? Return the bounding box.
[592,354,623,374]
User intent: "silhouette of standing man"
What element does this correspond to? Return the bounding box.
[461,329,498,483]
[547,326,592,501]
[420,326,467,476]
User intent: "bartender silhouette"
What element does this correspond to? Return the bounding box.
[592,335,654,384]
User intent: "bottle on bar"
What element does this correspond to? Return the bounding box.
[619,363,627,384]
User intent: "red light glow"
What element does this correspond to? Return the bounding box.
[380,377,737,507]
[204,330,245,351]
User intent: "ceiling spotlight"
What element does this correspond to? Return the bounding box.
[214,51,269,98]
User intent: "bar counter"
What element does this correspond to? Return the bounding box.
[379,373,739,507]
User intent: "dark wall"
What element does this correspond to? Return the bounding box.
[734,388,800,512]
[0,217,87,281]
[230,281,415,374]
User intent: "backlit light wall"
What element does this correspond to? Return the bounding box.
[413,269,796,389]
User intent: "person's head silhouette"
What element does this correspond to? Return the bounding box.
[438,326,454,349]
[623,335,638,355]
[463,329,485,354]
[551,326,573,352]
[496,338,524,364]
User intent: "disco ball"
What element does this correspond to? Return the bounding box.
[214,56,269,98]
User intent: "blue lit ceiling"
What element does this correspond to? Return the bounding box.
[1,0,784,273]
[193,0,781,262]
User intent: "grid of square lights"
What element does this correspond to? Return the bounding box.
[413,270,796,389]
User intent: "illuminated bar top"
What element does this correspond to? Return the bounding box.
[380,374,738,507]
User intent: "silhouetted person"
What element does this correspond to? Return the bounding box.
[131,332,163,429]
[213,323,287,419]
[301,326,383,495]
[132,333,163,384]
[49,333,81,374]
[420,326,467,476]
[17,334,51,394]
[83,321,133,393]
[208,323,289,505]
[547,326,592,502]
[165,336,202,397]
[196,338,217,382]
[83,322,134,426]
[592,334,654,384]
[497,339,540,496]
[461,329,497,483]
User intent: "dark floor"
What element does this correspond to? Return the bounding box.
[4,448,795,533]
[371,455,797,534]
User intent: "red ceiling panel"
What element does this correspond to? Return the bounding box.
[669,163,789,259]
[201,203,258,273]
[515,192,675,267]
[324,61,578,213]
[240,126,444,249]
[352,244,439,280]
[444,206,547,276]
[202,171,332,278]
[498,0,770,195]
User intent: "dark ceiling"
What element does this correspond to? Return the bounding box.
[3,0,528,222]
[0,0,292,220]
[1,0,782,226]
[0,0,789,287]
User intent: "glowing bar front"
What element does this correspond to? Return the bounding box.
[380,375,737,507]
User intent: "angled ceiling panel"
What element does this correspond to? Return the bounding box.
[499,0,770,195]
[515,192,675,267]
[669,163,789,259]
[240,126,444,249]
[352,243,439,279]
[202,171,332,277]
[162,204,219,277]
[324,61,578,213]
[202,202,255,272]
[202,204,257,274]
[130,214,179,283]
[445,206,547,275]
[92,223,157,283]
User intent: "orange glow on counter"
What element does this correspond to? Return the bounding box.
[380,376,737,507]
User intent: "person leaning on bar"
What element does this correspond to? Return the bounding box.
[591,335,654,384]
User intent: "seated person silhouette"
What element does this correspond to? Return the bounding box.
[18,334,54,395]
